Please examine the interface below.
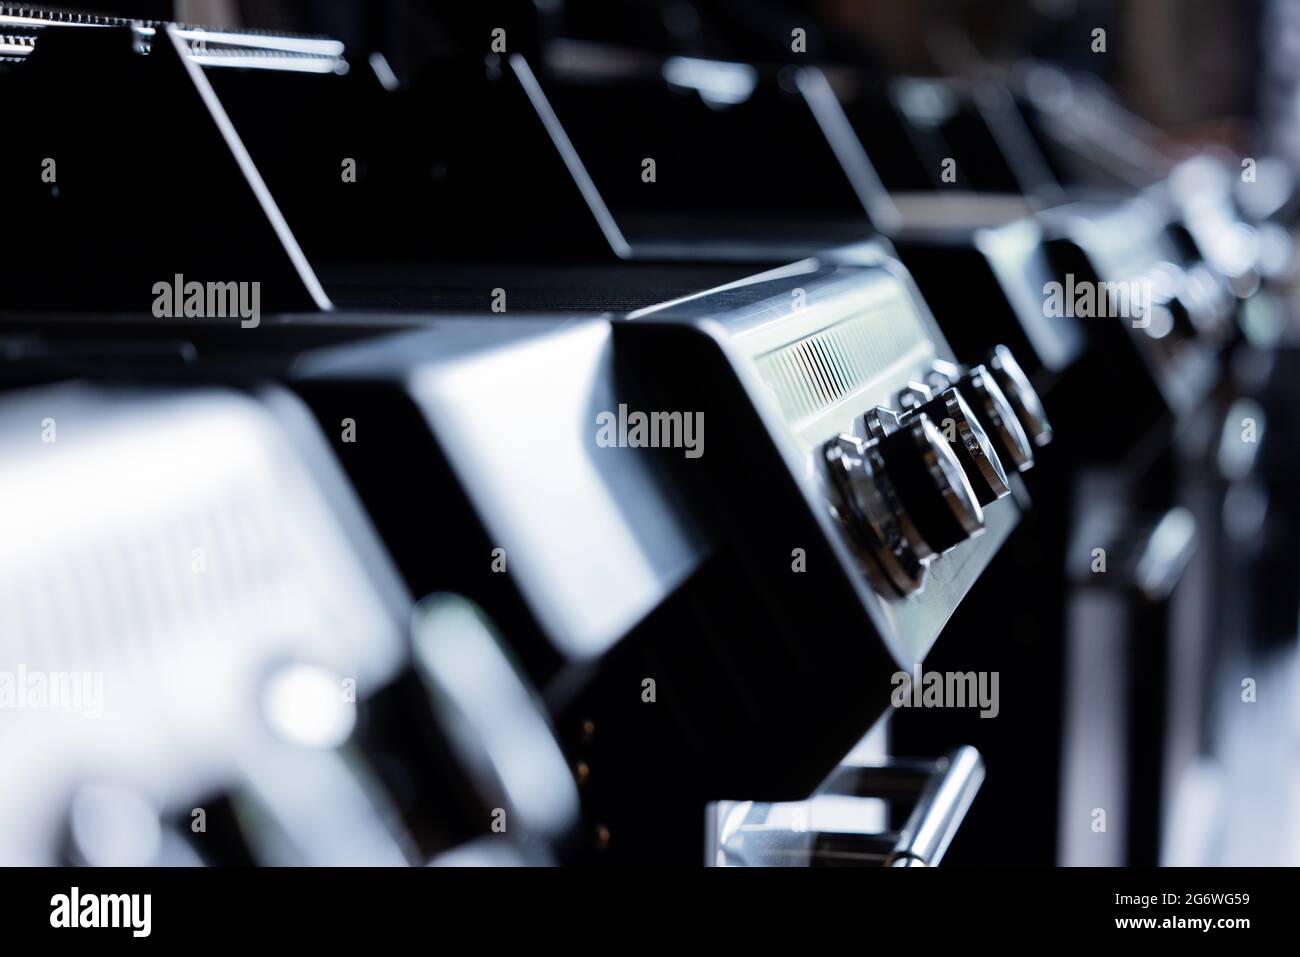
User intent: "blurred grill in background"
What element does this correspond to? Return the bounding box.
[1,0,1298,868]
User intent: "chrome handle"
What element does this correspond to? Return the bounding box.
[709,747,984,867]
[889,747,985,866]
[823,746,985,867]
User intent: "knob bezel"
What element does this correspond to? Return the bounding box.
[988,345,1052,448]
[958,365,1034,473]
[880,415,985,555]
[822,434,928,596]
[902,388,1011,506]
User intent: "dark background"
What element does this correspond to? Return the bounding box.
[68,0,1280,149]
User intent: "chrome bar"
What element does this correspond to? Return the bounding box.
[887,746,986,867]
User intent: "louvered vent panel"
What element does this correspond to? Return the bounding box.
[754,303,931,425]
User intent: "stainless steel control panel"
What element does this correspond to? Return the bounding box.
[625,245,1047,668]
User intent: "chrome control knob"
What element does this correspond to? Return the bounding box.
[987,345,1052,448]
[823,433,927,596]
[877,414,984,555]
[900,388,1011,506]
[954,365,1035,473]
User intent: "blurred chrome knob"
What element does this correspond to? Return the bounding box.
[823,433,927,596]
[62,784,201,867]
[901,387,1011,506]
[954,365,1034,472]
[878,414,984,554]
[924,359,961,394]
[987,345,1052,448]
[1181,262,1235,335]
